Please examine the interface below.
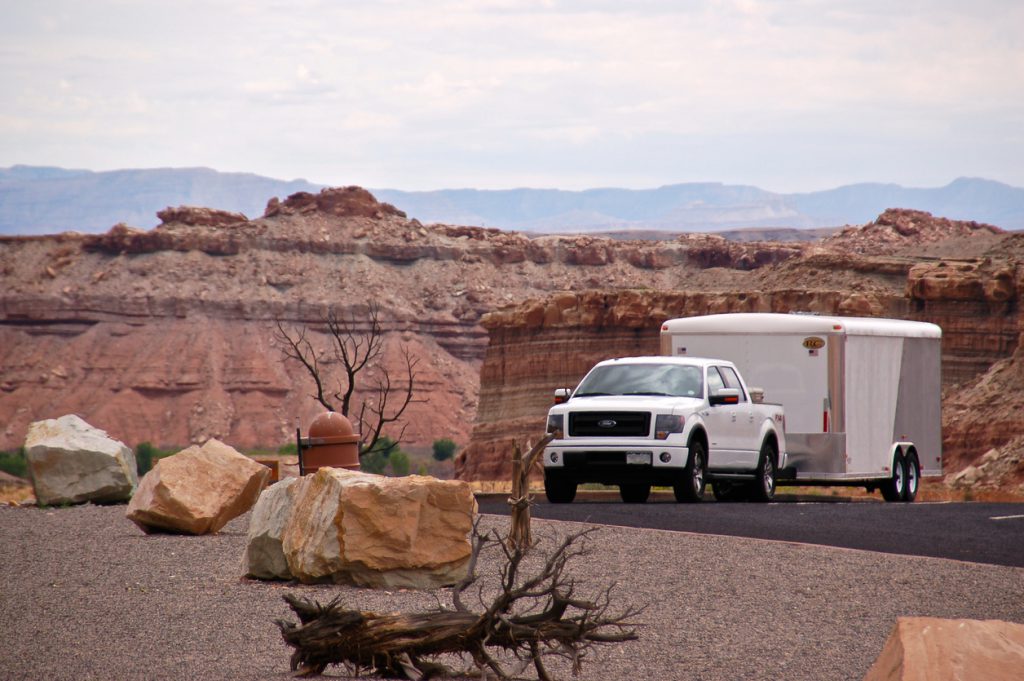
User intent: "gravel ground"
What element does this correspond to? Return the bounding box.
[2,504,1023,681]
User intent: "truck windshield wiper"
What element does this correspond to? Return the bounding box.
[573,392,611,397]
[624,391,674,396]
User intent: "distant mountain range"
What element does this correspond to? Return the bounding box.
[2,165,1022,236]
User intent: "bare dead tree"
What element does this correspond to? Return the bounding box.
[507,433,556,552]
[276,527,641,680]
[274,304,423,455]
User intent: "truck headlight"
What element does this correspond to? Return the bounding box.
[547,414,564,435]
[655,414,684,440]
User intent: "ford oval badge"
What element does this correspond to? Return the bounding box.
[597,419,617,428]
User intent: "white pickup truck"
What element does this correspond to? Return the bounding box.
[542,356,786,504]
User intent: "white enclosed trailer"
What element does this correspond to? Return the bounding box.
[660,313,942,501]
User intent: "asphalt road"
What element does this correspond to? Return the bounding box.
[477,492,1024,568]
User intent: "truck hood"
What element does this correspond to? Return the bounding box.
[553,395,703,414]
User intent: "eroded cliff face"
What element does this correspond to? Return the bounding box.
[0,186,808,452]
[456,211,1023,483]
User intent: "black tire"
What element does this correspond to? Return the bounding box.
[674,439,707,503]
[750,439,778,503]
[712,480,747,502]
[880,451,907,502]
[544,471,577,504]
[619,483,651,503]
[903,449,920,502]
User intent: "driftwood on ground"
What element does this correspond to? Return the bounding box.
[276,528,641,680]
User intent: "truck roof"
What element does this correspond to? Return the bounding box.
[661,312,941,339]
[592,356,729,368]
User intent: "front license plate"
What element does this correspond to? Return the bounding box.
[625,451,652,465]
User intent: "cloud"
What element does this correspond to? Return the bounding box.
[0,0,1021,191]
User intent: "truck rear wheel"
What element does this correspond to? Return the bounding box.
[619,483,651,503]
[674,440,707,503]
[903,449,920,502]
[544,472,577,504]
[880,451,907,502]
[750,439,778,503]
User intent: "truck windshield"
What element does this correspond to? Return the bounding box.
[574,364,703,398]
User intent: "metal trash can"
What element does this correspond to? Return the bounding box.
[297,411,360,475]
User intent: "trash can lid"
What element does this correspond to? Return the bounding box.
[308,411,355,438]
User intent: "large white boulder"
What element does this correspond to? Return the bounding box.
[126,439,270,535]
[243,476,298,579]
[244,468,477,589]
[863,617,1024,681]
[25,415,138,506]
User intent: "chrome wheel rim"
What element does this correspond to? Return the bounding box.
[763,456,774,496]
[895,460,905,494]
[693,451,704,492]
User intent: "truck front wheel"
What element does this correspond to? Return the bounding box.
[544,472,577,504]
[674,440,707,503]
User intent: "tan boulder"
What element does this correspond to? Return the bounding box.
[863,617,1024,681]
[277,468,477,589]
[126,439,269,534]
[243,477,298,579]
[25,414,138,506]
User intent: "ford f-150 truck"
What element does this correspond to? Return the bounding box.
[542,356,786,503]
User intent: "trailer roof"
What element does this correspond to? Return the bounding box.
[661,313,942,338]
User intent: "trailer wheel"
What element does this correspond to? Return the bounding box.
[619,483,651,503]
[903,449,920,502]
[750,439,778,503]
[544,472,577,504]
[879,451,907,502]
[674,440,707,502]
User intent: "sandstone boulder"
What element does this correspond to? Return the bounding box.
[863,617,1024,681]
[243,476,298,579]
[25,414,138,505]
[246,468,477,589]
[126,439,269,534]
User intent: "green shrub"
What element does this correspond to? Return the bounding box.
[277,442,297,456]
[388,450,411,477]
[135,442,176,476]
[0,447,28,478]
[432,438,457,462]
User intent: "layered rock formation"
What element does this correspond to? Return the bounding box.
[3,194,1021,491]
[457,211,1023,482]
[0,187,806,453]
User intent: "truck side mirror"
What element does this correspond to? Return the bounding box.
[709,388,740,406]
[553,388,572,404]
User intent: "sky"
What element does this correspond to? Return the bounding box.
[2,0,1022,193]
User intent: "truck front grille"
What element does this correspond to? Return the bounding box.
[568,411,650,438]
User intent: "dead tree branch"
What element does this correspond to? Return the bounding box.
[276,528,641,680]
